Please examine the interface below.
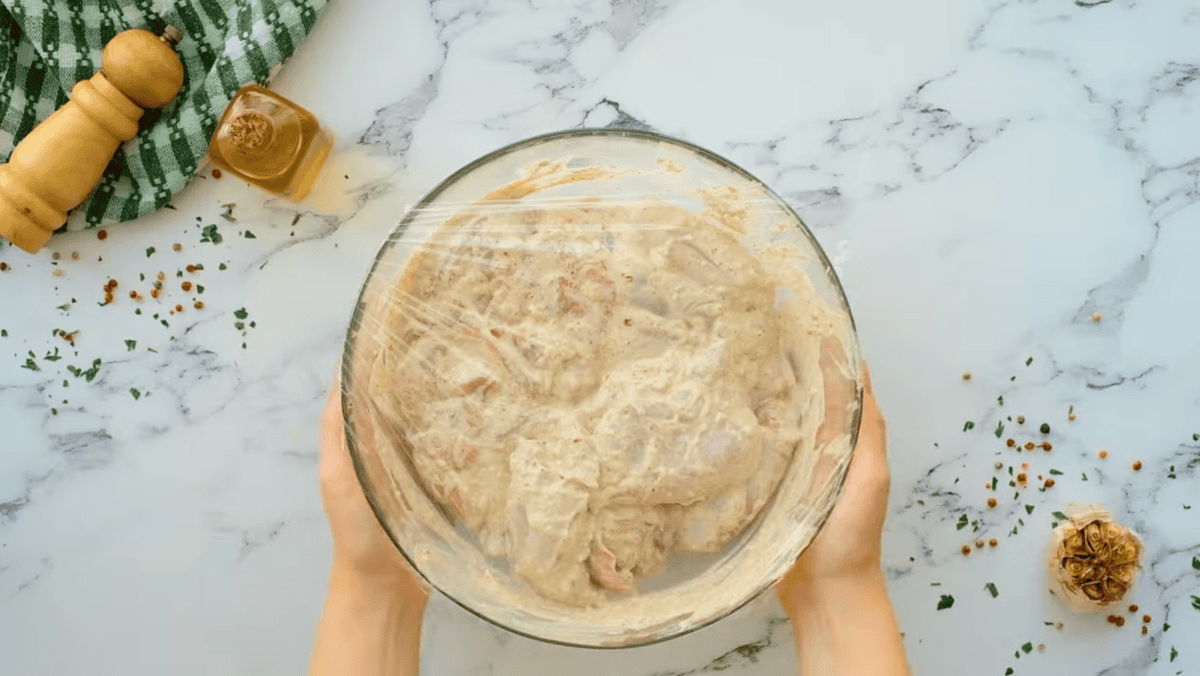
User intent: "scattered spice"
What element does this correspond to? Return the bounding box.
[0,262,7,271]
[174,304,183,313]
[51,252,60,260]
[988,497,998,508]
[104,292,114,303]
[985,582,999,598]
[128,291,137,299]
[962,371,971,380]
[181,281,193,292]
[157,272,166,281]
[194,300,205,310]
[995,461,1004,470]
[1068,412,1077,421]
[71,252,79,260]
[975,539,985,548]
[963,421,975,431]
[1017,473,1027,482]
[211,168,222,179]
[1093,312,1102,322]
[186,264,197,273]
[1141,626,1148,635]
[937,594,955,610]
[961,545,971,556]
[1143,615,1151,623]
[1045,478,1056,488]
[989,538,998,547]
[52,268,63,276]
[150,288,161,299]
[1132,461,1142,471]
[1007,438,1016,447]
[97,229,107,240]
[1115,616,1125,627]
[1099,450,1109,459]
[173,243,182,251]
[1129,605,1138,613]
[1017,415,1025,424]
[1042,442,1053,451]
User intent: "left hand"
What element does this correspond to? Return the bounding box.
[319,378,427,598]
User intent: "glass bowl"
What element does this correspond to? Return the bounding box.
[341,129,861,648]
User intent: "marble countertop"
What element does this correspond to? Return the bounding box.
[3,0,1199,673]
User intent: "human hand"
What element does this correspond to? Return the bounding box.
[777,366,889,611]
[319,378,427,601]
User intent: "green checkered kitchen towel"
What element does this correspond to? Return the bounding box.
[0,0,328,228]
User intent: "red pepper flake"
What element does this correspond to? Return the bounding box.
[212,168,222,179]
[181,281,192,292]
[97,229,107,240]
[1132,461,1142,471]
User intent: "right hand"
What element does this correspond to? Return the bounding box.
[777,366,890,610]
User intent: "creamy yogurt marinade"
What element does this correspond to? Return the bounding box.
[369,180,840,607]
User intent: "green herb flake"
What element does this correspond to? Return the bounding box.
[1068,405,1074,414]
[200,224,223,244]
[244,230,256,239]
[1025,505,1035,515]
[1021,642,1032,654]
[130,388,141,400]
[51,408,57,415]
[21,357,39,371]
[1025,357,1033,366]
[956,513,969,530]
[234,308,248,320]
[936,594,954,610]
[995,421,1004,438]
[1040,423,1051,434]
[1190,556,1199,571]
[249,321,256,328]
[43,348,61,362]
[1053,511,1069,520]
[219,263,227,270]
[135,308,142,315]
[963,421,975,432]
[1,329,6,337]
[1192,595,1200,611]
[56,303,71,311]
[146,246,156,257]
[125,340,137,351]
[1006,669,1014,676]
[1171,647,1178,662]
[991,477,998,490]
[196,285,204,294]
[234,321,245,331]
[219,204,237,222]
[985,582,998,598]
[1082,473,1088,481]
[1049,469,1063,475]
[998,395,1004,406]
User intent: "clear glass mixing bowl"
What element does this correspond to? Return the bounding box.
[341,129,861,648]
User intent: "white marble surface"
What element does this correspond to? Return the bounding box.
[3,0,1200,673]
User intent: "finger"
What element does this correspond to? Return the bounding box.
[319,377,352,492]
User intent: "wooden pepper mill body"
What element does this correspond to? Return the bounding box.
[0,27,184,253]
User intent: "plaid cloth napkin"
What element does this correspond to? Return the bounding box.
[0,0,328,228]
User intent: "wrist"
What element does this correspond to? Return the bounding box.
[330,555,428,616]
[778,566,886,619]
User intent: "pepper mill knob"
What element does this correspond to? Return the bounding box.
[0,27,185,253]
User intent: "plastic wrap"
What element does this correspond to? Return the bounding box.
[341,130,861,647]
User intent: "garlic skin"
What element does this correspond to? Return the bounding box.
[1047,505,1142,613]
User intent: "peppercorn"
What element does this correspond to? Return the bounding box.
[1006,438,1015,447]
[961,545,971,556]
[1141,626,1148,635]
[212,168,222,179]
[175,304,183,313]
[1143,615,1151,623]
[1017,415,1025,424]
[1132,461,1142,471]
[1115,616,1125,627]
[128,290,137,299]
[194,300,205,310]
[107,279,118,290]
[988,497,997,508]
[1025,442,1035,450]
[989,538,998,547]
[974,540,984,548]
[1129,605,1139,613]
[1099,450,1109,459]
[181,281,192,292]
[1042,442,1053,451]
[97,229,107,240]
[0,262,7,271]
[1044,478,1056,488]
[186,264,196,273]
[1040,423,1051,434]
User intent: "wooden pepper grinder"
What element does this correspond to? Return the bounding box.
[0,26,184,253]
